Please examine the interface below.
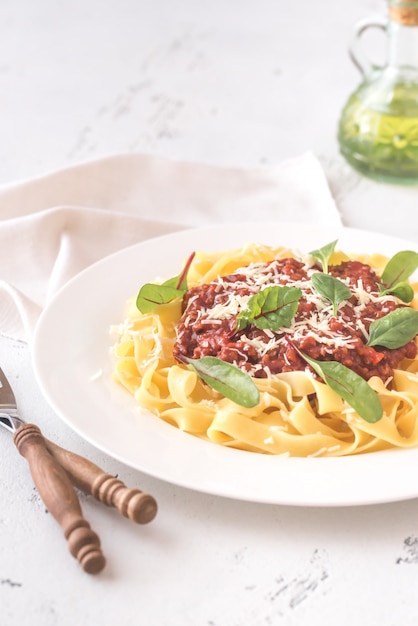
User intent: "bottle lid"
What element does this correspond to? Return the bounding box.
[389,0,418,25]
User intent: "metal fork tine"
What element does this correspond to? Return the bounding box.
[0,368,17,407]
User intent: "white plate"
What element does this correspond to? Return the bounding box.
[32,221,418,507]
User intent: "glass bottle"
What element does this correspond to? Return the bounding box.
[338,0,418,184]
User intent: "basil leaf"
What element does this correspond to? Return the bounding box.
[367,307,418,349]
[184,356,260,408]
[301,353,383,423]
[160,275,184,290]
[309,240,338,274]
[381,250,418,288]
[136,283,185,313]
[311,272,352,316]
[379,281,414,303]
[236,286,302,332]
[136,251,195,313]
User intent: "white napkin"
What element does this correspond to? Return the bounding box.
[0,151,341,342]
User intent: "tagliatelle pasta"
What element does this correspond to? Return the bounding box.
[111,242,418,457]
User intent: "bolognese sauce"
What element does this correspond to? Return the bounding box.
[173,257,417,381]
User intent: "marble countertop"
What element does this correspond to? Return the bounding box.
[2,0,418,625]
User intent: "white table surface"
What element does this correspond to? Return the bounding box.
[2,1,418,625]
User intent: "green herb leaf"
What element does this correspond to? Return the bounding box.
[136,252,195,313]
[184,356,260,408]
[367,307,418,349]
[236,286,302,332]
[311,272,352,316]
[379,281,414,303]
[136,283,185,313]
[300,352,383,423]
[378,250,418,303]
[309,240,338,274]
[381,250,418,288]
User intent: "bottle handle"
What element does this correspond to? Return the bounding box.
[348,15,388,76]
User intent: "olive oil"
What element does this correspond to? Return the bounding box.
[338,1,418,184]
[338,79,418,183]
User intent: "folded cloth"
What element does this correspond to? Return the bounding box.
[0,151,341,342]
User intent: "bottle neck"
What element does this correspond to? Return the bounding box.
[387,21,418,72]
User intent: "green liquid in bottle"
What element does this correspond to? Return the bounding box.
[338,77,418,184]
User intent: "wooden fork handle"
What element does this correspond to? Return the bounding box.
[45,439,158,525]
[13,424,105,574]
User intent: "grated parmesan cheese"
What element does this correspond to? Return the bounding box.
[174,254,415,381]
